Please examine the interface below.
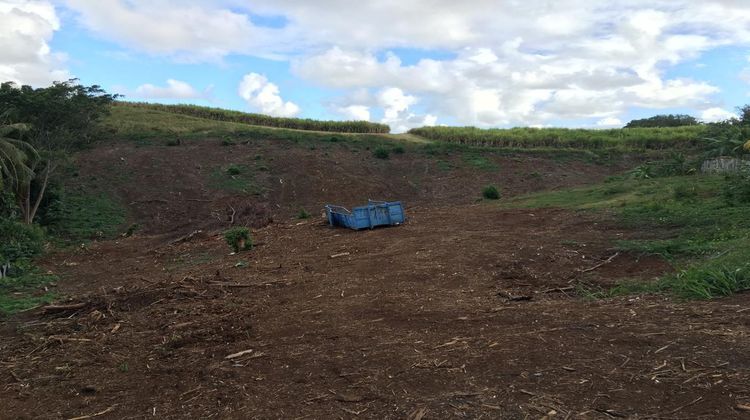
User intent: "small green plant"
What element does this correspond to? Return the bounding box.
[221,138,235,146]
[123,223,139,237]
[118,362,129,373]
[297,208,311,219]
[373,147,390,159]
[482,185,501,200]
[224,227,252,253]
[226,165,242,176]
[165,138,181,146]
[392,145,405,154]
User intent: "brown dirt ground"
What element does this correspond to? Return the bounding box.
[1,139,749,419]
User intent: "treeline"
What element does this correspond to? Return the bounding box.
[408,126,708,150]
[117,102,390,134]
[625,114,699,128]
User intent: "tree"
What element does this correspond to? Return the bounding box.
[625,114,700,128]
[0,80,116,224]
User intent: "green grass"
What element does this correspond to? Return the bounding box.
[0,271,57,317]
[208,164,263,194]
[463,152,498,171]
[506,174,750,299]
[47,193,127,241]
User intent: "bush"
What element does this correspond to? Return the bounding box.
[722,172,750,204]
[165,138,181,146]
[221,138,235,146]
[373,147,390,159]
[224,227,252,253]
[226,165,242,176]
[482,185,501,200]
[0,220,45,275]
[392,145,405,154]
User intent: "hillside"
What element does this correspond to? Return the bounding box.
[2,106,749,419]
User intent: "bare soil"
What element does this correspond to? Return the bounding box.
[1,139,749,419]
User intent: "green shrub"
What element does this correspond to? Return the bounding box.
[482,185,501,200]
[297,208,311,219]
[392,145,405,154]
[722,172,750,204]
[221,138,235,146]
[373,147,390,159]
[165,138,181,146]
[224,227,252,253]
[226,165,242,176]
[0,220,45,274]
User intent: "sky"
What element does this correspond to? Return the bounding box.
[2,1,750,132]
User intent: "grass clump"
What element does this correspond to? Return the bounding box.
[224,227,252,253]
[482,185,501,200]
[0,271,57,317]
[297,208,311,219]
[373,147,390,159]
[209,164,262,194]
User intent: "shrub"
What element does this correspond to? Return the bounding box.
[226,165,242,176]
[392,145,405,154]
[722,172,750,204]
[165,138,181,146]
[224,227,252,253]
[221,138,235,146]
[0,220,45,276]
[482,185,501,200]
[297,208,311,219]
[373,147,390,159]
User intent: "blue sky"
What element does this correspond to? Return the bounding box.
[3,1,750,132]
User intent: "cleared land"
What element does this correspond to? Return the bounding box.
[1,109,748,419]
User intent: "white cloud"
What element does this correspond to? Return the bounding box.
[700,107,737,123]
[132,79,211,99]
[238,73,300,117]
[0,0,69,86]
[64,0,288,62]
[376,87,437,133]
[337,105,370,121]
[596,117,623,127]
[56,1,750,126]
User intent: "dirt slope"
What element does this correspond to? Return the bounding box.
[1,134,748,418]
[72,137,621,235]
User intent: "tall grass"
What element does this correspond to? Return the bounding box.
[116,102,390,134]
[409,125,708,150]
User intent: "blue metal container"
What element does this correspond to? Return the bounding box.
[325,200,405,230]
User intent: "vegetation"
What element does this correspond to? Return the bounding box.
[224,227,253,253]
[506,174,750,299]
[373,147,390,159]
[408,125,707,151]
[625,114,699,128]
[117,102,390,134]
[297,208,311,219]
[482,185,501,200]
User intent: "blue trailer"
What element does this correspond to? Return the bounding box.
[325,200,405,230]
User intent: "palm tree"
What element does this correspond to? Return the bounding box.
[0,124,37,193]
[0,123,49,224]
